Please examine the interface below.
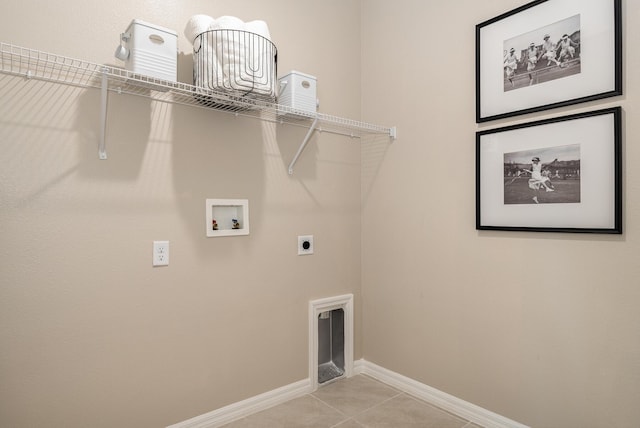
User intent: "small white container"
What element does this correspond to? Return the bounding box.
[121,19,177,82]
[278,71,317,116]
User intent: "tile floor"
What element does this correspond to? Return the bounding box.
[221,374,484,428]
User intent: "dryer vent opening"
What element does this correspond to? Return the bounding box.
[309,294,353,389]
[318,308,345,384]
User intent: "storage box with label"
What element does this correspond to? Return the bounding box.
[278,71,317,117]
[117,19,177,82]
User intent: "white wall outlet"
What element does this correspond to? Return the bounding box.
[298,235,314,255]
[153,241,169,266]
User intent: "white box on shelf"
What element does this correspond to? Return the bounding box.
[278,71,317,117]
[122,19,177,82]
[206,199,249,237]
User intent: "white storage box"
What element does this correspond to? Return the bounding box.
[122,19,177,82]
[278,71,317,116]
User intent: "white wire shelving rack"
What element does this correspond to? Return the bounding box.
[0,43,396,173]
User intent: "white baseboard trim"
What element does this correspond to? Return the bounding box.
[168,360,528,428]
[357,359,529,428]
[166,378,312,428]
[353,358,366,375]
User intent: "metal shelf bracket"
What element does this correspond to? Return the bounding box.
[99,67,108,160]
[288,117,319,175]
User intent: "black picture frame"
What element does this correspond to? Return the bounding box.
[476,107,621,234]
[476,0,622,123]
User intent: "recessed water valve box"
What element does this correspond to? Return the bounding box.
[206,199,249,237]
[117,19,177,82]
[278,71,317,117]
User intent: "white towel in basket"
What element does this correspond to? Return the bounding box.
[245,20,271,40]
[209,19,243,92]
[209,15,245,32]
[184,14,215,43]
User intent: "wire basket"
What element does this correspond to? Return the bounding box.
[193,29,277,107]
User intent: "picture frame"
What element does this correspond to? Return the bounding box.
[476,0,622,123]
[476,107,621,234]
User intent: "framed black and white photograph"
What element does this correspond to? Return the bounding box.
[476,107,621,233]
[476,0,621,122]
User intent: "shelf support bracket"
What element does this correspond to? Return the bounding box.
[98,67,108,160]
[288,117,319,175]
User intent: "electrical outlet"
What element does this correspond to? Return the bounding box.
[298,235,314,255]
[153,241,169,266]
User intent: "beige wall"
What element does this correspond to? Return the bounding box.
[361,1,640,427]
[0,1,362,427]
[3,1,640,427]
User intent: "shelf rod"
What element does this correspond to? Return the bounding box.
[98,67,108,160]
[288,117,319,175]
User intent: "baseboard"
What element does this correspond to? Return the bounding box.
[168,361,528,428]
[166,378,312,428]
[353,358,366,375]
[358,359,529,428]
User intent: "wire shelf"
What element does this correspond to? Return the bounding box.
[0,42,395,139]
